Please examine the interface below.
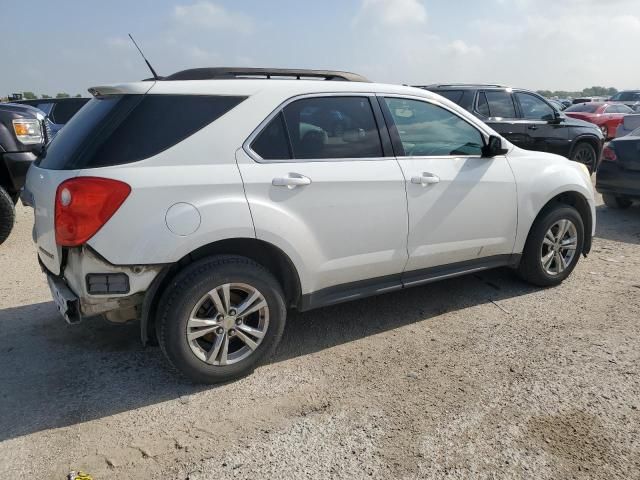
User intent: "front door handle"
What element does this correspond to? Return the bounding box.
[272,173,312,189]
[411,173,440,186]
[528,125,539,130]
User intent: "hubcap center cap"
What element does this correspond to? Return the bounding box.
[222,315,236,330]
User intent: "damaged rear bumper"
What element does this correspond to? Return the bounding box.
[41,246,164,324]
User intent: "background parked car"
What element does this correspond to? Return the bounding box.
[616,114,640,138]
[16,97,89,135]
[421,84,605,172]
[596,127,640,208]
[572,96,609,105]
[564,102,634,139]
[608,90,640,112]
[0,103,48,244]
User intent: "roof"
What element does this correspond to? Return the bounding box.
[161,67,370,83]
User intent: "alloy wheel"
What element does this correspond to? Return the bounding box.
[186,283,269,366]
[573,145,596,172]
[540,219,578,276]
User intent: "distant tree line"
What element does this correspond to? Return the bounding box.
[537,86,619,99]
[6,91,83,101]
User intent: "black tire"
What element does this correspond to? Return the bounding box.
[602,194,632,209]
[0,187,16,246]
[517,204,584,287]
[156,255,286,384]
[571,142,597,173]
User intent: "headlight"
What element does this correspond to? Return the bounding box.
[12,119,44,145]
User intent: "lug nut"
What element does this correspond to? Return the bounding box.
[228,329,236,337]
[229,309,236,316]
[216,327,224,335]
[216,314,223,321]
[235,318,242,325]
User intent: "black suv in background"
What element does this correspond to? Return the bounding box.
[420,84,605,172]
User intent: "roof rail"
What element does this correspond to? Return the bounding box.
[415,83,507,89]
[162,67,370,82]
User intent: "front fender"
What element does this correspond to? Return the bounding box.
[508,149,596,254]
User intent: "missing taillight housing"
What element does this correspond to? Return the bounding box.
[603,145,617,162]
[55,177,131,246]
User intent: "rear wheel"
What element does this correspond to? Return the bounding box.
[602,194,632,209]
[571,142,597,173]
[518,205,584,287]
[0,187,16,246]
[157,255,286,384]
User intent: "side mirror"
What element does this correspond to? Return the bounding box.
[482,135,508,157]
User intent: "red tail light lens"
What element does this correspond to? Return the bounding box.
[603,145,617,162]
[55,177,131,246]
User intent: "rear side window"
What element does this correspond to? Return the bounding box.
[283,97,383,160]
[435,90,464,104]
[477,91,517,119]
[39,95,246,170]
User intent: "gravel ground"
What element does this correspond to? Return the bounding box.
[1,193,640,479]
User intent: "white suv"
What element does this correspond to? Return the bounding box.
[25,68,596,383]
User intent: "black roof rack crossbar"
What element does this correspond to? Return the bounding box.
[162,67,370,82]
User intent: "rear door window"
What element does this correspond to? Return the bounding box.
[39,95,246,170]
[282,97,383,160]
[477,91,517,119]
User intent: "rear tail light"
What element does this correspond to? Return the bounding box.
[55,177,131,246]
[602,145,617,162]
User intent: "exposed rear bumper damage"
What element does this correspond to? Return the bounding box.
[41,246,164,324]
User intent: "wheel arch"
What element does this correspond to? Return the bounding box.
[526,190,593,259]
[569,134,602,163]
[140,237,302,345]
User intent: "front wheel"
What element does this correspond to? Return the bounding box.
[0,187,16,246]
[571,142,597,173]
[517,205,584,287]
[156,255,286,384]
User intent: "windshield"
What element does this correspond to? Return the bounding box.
[565,103,600,113]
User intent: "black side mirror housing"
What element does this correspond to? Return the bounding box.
[482,135,509,157]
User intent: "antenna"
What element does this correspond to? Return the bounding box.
[128,33,160,80]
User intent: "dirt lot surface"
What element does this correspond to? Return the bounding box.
[1,193,640,479]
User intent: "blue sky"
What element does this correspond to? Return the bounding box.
[2,0,639,96]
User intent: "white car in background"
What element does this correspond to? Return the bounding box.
[25,68,596,383]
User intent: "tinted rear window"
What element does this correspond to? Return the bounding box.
[251,112,292,160]
[565,103,600,113]
[39,94,246,170]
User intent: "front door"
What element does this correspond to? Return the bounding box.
[514,91,570,156]
[380,96,518,276]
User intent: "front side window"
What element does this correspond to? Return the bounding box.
[280,96,383,159]
[384,97,484,157]
[477,91,517,119]
[515,92,555,120]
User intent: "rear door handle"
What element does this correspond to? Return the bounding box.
[411,173,440,186]
[528,125,539,130]
[272,173,312,189]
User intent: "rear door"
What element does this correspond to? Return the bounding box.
[380,95,517,275]
[237,94,409,294]
[513,91,570,156]
[475,90,526,147]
